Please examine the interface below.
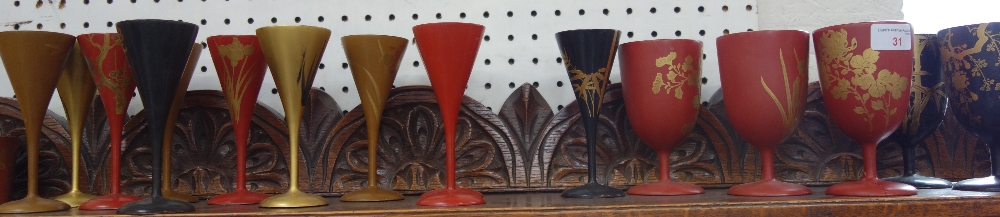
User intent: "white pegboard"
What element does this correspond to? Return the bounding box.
[0,0,758,117]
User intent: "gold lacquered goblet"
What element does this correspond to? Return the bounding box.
[52,42,99,207]
[339,35,408,202]
[160,44,202,203]
[256,25,332,208]
[0,31,76,213]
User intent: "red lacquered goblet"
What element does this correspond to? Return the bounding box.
[619,39,705,196]
[814,21,917,196]
[77,33,143,210]
[717,30,812,196]
[412,22,486,207]
[206,35,270,205]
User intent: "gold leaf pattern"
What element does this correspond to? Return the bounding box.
[940,23,1000,124]
[818,28,907,129]
[761,49,806,130]
[650,51,697,100]
[216,37,261,122]
[81,34,133,114]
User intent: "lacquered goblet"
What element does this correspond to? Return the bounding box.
[52,42,99,207]
[77,33,143,210]
[256,25,331,208]
[0,31,75,214]
[717,30,813,196]
[206,35,270,205]
[619,39,705,196]
[940,22,1000,192]
[160,44,202,203]
[412,22,486,206]
[882,34,951,189]
[814,21,917,196]
[555,29,626,198]
[0,137,18,205]
[115,19,199,214]
[340,35,408,202]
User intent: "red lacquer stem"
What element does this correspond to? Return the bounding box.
[109,117,123,194]
[863,143,877,180]
[234,119,248,191]
[442,105,458,190]
[760,147,775,181]
[658,151,671,182]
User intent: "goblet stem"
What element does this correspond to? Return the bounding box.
[901,144,917,176]
[862,143,878,180]
[585,120,598,184]
[109,119,123,195]
[367,131,378,188]
[760,148,775,181]
[826,142,916,196]
[657,151,670,182]
[444,109,458,190]
[236,127,249,192]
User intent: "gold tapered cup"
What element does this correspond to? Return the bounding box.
[160,44,202,203]
[256,25,331,208]
[0,31,76,213]
[53,42,98,207]
[339,35,407,202]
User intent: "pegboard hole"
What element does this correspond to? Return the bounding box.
[484,35,491,41]
[200,66,207,72]
[748,28,754,31]
[627,31,634,38]
[342,63,349,69]
[650,7,657,14]
[460,12,466,19]
[294,17,301,23]
[532,58,539,64]
[59,23,65,29]
[626,8,632,14]
[532,82,539,87]
[723,29,730,35]
[509,82,515,88]
[508,58,515,65]
[412,14,418,20]
[224,18,231,25]
[485,83,492,89]
[578,9,585,15]
[722,5,729,12]
[130,0,136,2]
[554,10,561,16]
[602,8,609,15]
[271,17,277,23]
[106,21,113,27]
[343,110,348,115]
[485,59,491,65]
[531,34,537,40]
[271,88,278,94]
[13,1,19,7]
[365,15,372,21]
[342,86,349,93]
[106,0,111,4]
[410,61,418,67]
[698,6,705,12]
[201,42,207,48]
[746,5,753,11]
[531,10,537,17]
[36,23,42,30]
[436,13,442,19]
[483,11,490,18]
[557,105,564,110]
[82,22,89,28]
[389,14,396,21]
[319,87,325,91]
[702,54,707,60]
[651,31,658,37]
[318,16,325,22]
[556,57,562,63]
[674,7,681,13]
[702,77,708,84]
[319,63,325,69]
[702,102,709,107]
[674,30,681,37]
[699,30,705,36]
[557,81,563,87]
[81,0,88,4]
[342,16,348,22]
[507,11,513,17]
[507,35,514,41]
[247,18,254,24]
[200,19,207,25]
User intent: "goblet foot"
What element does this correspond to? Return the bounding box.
[78,193,142,210]
[207,189,270,205]
[883,174,953,189]
[727,179,812,196]
[416,187,485,206]
[341,187,404,202]
[0,195,70,213]
[53,190,97,207]
[627,181,704,196]
[259,190,328,208]
[163,189,199,203]
[116,197,195,215]
[825,178,917,196]
[952,176,1000,192]
[561,182,626,198]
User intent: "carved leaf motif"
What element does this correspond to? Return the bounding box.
[0,97,72,199]
[299,88,343,190]
[497,83,553,187]
[80,96,114,195]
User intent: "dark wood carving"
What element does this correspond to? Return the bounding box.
[6,81,995,198]
[0,97,72,200]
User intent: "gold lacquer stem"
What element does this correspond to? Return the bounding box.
[160,44,201,203]
[53,42,98,207]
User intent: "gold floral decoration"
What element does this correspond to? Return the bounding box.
[939,23,1000,124]
[216,37,261,122]
[903,35,946,135]
[82,34,133,114]
[761,49,806,131]
[650,52,699,101]
[819,29,908,129]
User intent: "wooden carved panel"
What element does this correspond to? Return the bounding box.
[0,97,72,200]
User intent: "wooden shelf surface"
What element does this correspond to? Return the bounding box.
[17,187,1000,216]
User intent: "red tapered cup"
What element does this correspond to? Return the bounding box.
[814,21,917,196]
[206,35,270,205]
[412,22,486,207]
[620,39,705,196]
[717,30,812,196]
[77,33,142,210]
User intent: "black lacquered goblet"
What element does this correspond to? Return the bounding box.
[115,19,199,215]
[882,34,951,189]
